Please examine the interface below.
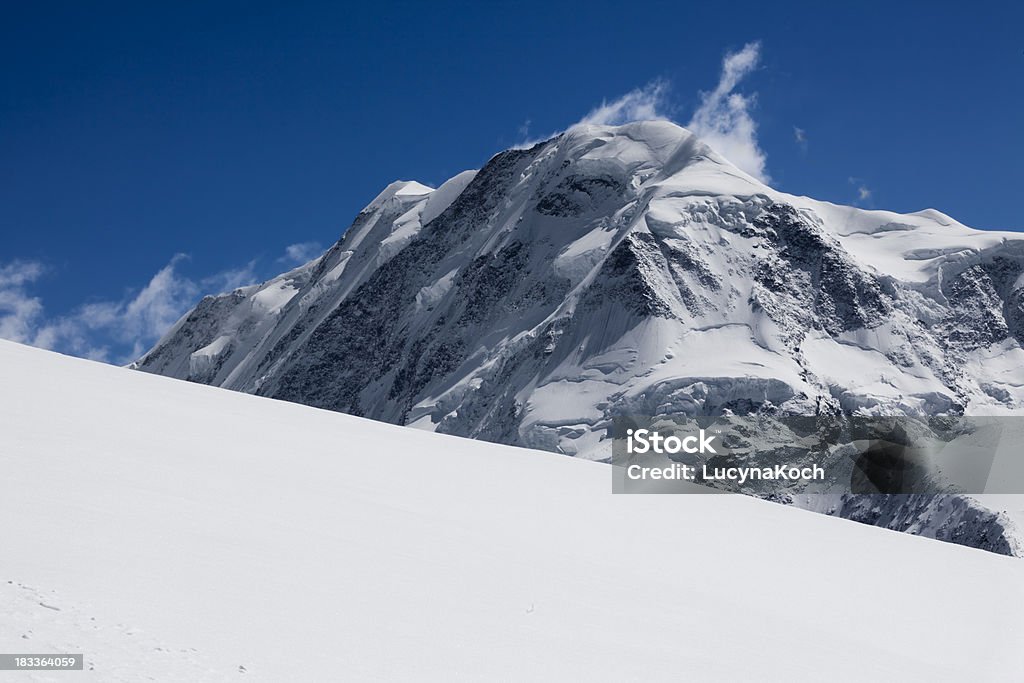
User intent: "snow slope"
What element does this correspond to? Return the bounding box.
[2,339,1023,681]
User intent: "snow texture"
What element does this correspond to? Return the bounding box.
[3,339,1024,681]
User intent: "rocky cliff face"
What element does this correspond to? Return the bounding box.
[134,121,1024,554]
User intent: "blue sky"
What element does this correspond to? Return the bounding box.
[2,1,1022,362]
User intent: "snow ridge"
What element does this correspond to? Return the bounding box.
[135,120,1024,552]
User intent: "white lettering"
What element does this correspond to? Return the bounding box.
[626,429,718,455]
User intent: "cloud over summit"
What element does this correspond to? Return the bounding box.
[563,42,769,182]
[687,41,768,182]
[573,80,672,128]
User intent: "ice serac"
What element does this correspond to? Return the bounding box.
[136,121,1024,553]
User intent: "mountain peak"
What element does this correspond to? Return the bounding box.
[552,120,767,202]
[138,125,1024,449]
[134,125,1024,551]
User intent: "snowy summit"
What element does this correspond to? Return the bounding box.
[134,120,1024,550]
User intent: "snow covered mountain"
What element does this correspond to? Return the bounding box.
[134,120,1024,550]
[4,339,1024,681]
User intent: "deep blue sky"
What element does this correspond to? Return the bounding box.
[2,1,1022,361]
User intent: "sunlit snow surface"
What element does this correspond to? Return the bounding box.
[1,340,1023,681]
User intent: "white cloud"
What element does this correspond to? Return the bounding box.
[0,261,46,345]
[0,242,328,363]
[0,260,45,288]
[278,242,323,268]
[848,177,872,205]
[557,43,769,181]
[0,254,261,364]
[571,80,671,128]
[515,80,672,147]
[687,41,768,182]
[203,260,260,295]
[119,255,200,340]
[517,119,532,143]
[794,126,807,151]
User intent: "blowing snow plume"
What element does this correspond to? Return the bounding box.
[687,41,768,182]
[561,43,767,181]
[571,80,672,127]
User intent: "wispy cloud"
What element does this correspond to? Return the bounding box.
[517,119,532,143]
[0,261,46,347]
[687,41,768,182]
[571,80,672,128]
[793,126,808,152]
[278,242,323,268]
[0,254,262,364]
[521,41,769,181]
[553,42,768,180]
[848,177,872,205]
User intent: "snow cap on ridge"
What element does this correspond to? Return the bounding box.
[362,180,434,213]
